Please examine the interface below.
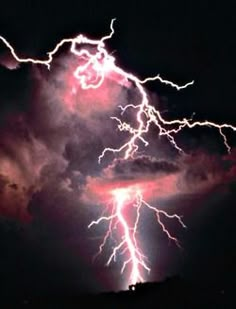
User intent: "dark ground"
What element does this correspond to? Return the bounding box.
[1,276,234,308]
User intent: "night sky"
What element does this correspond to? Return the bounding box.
[0,1,235,297]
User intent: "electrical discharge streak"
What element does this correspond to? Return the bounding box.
[88,187,186,285]
[1,19,235,287]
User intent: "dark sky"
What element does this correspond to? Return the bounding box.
[0,0,235,297]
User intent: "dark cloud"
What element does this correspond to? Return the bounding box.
[0,47,131,221]
[0,172,32,221]
[82,156,181,205]
[178,150,236,194]
[0,174,18,192]
[103,155,179,181]
[0,64,236,221]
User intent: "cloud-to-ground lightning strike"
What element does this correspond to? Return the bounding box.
[1,19,235,287]
[88,187,186,285]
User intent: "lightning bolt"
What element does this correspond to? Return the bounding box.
[88,187,186,286]
[1,20,234,160]
[1,19,235,288]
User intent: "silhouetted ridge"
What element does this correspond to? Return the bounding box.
[1,275,233,308]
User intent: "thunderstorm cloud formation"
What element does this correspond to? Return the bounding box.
[0,19,235,294]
